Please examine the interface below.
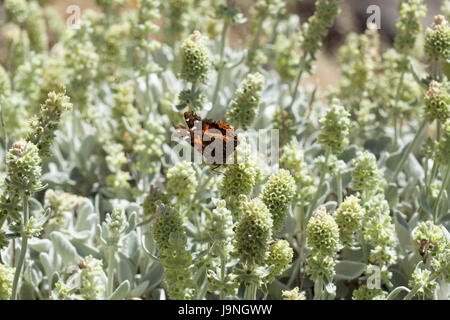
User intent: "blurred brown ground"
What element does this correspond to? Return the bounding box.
[4,0,447,90]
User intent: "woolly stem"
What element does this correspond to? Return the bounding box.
[106,247,115,298]
[306,150,330,220]
[211,20,229,107]
[391,119,427,182]
[288,53,308,111]
[433,165,450,223]
[336,171,343,205]
[10,194,29,300]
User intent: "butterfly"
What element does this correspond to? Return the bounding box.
[174,111,239,167]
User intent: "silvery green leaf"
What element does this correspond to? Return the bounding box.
[118,255,134,284]
[130,280,149,298]
[394,211,411,253]
[440,225,450,243]
[142,263,164,292]
[28,197,43,214]
[261,265,275,278]
[28,238,52,253]
[39,253,54,278]
[50,231,80,266]
[95,225,107,246]
[108,280,130,300]
[387,286,410,300]
[124,212,136,235]
[323,201,337,213]
[70,240,103,260]
[385,184,399,207]
[335,260,366,280]
[50,272,59,290]
[76,199,95,230]
[19,281,36,300]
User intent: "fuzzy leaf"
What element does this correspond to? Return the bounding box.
[108,280,130,300]
[335,260,366,280]
[50,232,80,265]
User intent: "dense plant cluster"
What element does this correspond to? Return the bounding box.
[0,0,449,300]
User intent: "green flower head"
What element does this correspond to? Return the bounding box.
[0,263,14,300]
[180,31,210,84]
[424,80,449,122]
[306,207,341,255]
[261,169,296,232]
[425,15,450,62]
[233,196,273,267]
[317,100,352,155]
[226,73,265,130]
[333,195,365,246]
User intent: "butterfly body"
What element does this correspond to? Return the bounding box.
[175,111,239,165]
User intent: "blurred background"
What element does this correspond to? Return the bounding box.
[1,0,445,89]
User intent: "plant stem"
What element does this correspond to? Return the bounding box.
[106,247,115,298]
[0,103,7,170]
[393,68,406,145]
[10,194,29,300]
[391,119,427,182]
[219,255,226,300]
[244,283,257,300]
[288,54,308,111]
[433,165,450,223]
[314,278,323,300]
[306,150,330,220]
[336,171,343,205]
[211,20,229,107]
[248,16,266,73]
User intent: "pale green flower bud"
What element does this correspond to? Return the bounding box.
[300,0,342,59]
[27,90,72,157]
[394,0,427,53]
[425,15,450,62]
[0,263,14,300]
[261,169,296,231]
[333,195,365,246]
[352,151,385,194]
[25,1,48,53]
[166,161,198,201]
[6,140,42,196]
[209,199,234,258]
[79,255,106,300]
[317,100,351,155]
[180,31,210,84]
[226,73,264,130]
[306,207,340,255]
[282,287,306,300]
[151,204,194,299]
[412,221,446,258]
[4,0,29,25]
[102,208,128,247]
[408,268,437,298]
[265,239,293,283]
[424,80,449,122]
[305,252,336,282]
[233,196,273,267]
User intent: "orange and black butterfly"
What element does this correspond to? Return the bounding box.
[174,111,239,167]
